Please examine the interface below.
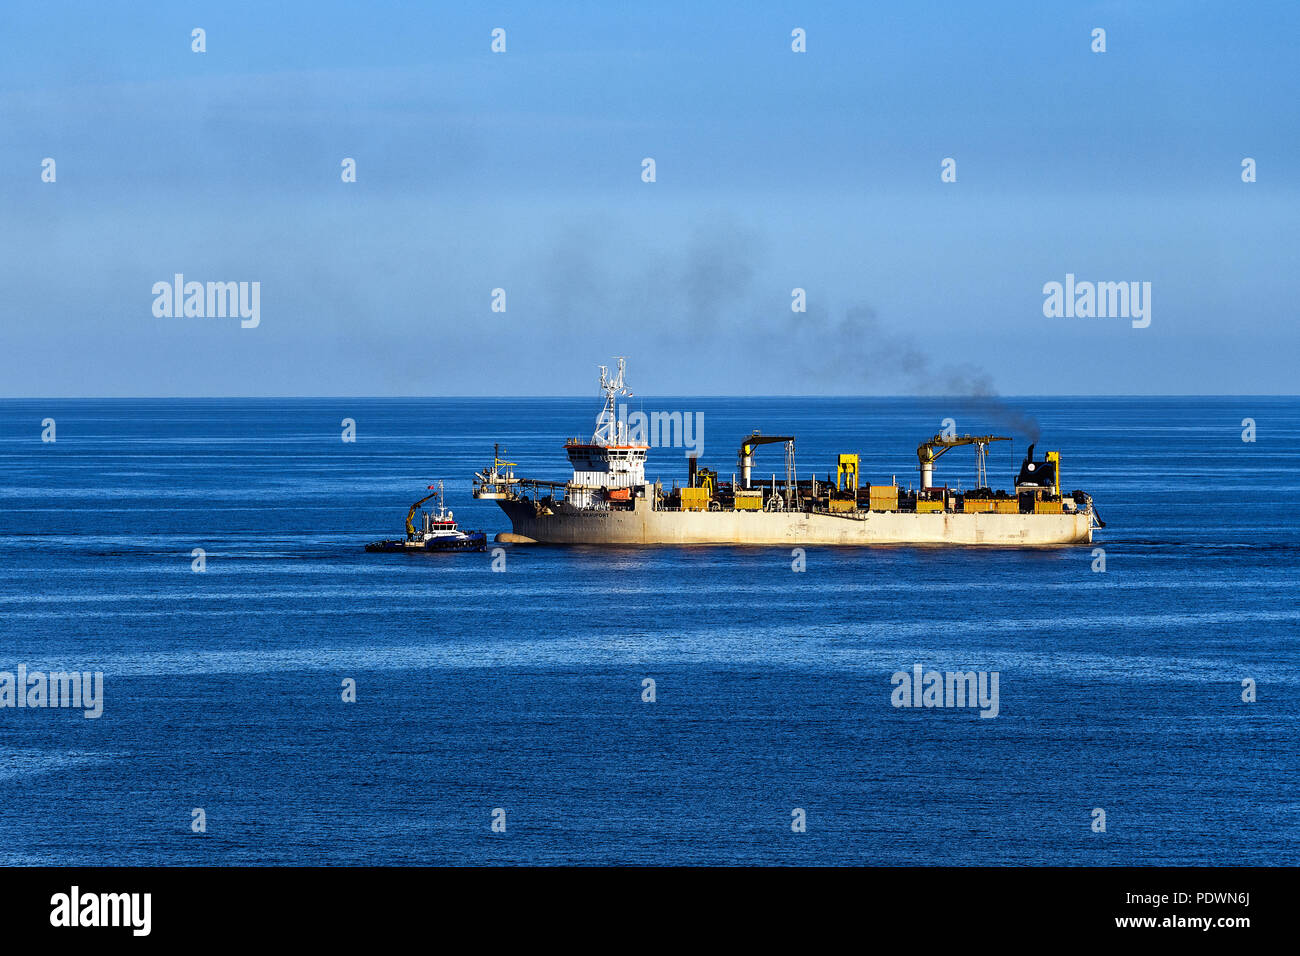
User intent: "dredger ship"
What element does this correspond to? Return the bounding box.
[474,359,1102,546]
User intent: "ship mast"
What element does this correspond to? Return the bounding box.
[593,357,633,446]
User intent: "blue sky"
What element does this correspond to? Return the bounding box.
[1,1,1296,396]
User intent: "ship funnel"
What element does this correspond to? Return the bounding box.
[1015,443,1057,491]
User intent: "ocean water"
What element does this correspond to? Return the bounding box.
[0,396,1296,866]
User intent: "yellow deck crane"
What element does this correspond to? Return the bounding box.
[405,484,442,537]
[916,434,1011,490]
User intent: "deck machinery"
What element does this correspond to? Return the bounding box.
[474,359,1100,546]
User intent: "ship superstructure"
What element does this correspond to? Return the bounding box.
[474,359,1101,546]
[563,358,648,508]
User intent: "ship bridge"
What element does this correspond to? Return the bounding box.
[565,359,648,507]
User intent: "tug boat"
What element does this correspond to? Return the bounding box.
[365,482,487,553]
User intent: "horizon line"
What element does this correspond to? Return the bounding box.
[0,394,1295,401]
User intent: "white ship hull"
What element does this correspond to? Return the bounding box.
[496,498,1092,546]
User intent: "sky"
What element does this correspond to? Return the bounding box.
[1,1,1296,396]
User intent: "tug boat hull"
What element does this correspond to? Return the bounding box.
[365,532,487,553]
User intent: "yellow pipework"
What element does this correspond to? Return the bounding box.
[1046,452,1060,496]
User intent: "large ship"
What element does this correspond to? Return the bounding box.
[473,359,1102,546]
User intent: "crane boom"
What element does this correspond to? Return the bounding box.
[406,484,441,537]
[738,432,795,489]
[916,434,1011,489]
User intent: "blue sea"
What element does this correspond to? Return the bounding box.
[0,397,1295,865]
